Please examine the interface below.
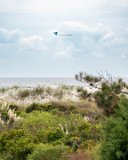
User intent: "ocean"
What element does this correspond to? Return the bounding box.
[0,77,127,88]
[0,77,84,88]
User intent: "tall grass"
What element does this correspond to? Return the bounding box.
[17,89,30,99]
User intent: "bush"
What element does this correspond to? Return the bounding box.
[0,88,6,93]
[27,143,67,160]
[8,104,19,110]
[26,103,42,113]
[75,72,128,115]
[21,111,66,143]
[76,87,90,99]
[94,82,119,115]
[26,103,56,113]
[100,97,128,160]
[18,90,30,99]
[32,86,44,96]
[45,87,54,95]
[0,129,35,160]
[80,89,90,99]
[54,88,64,99]
[47,128,64,142]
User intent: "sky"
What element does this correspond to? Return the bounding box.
[0,0,128,77]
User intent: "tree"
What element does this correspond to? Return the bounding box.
[100,97,128,160]
[75,72,128,93]
[75,72,128,115]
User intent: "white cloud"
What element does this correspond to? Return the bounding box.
[0,0,85,12]
[0,0,127,12]
[0,28,22,43]
[0,22,127,59]
[20,35,48,53]
[91,52,103,58]
[121,53,127,59]
[51,21,116,57]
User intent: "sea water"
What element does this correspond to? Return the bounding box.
[0,77,127,88]
[0,77,84,87]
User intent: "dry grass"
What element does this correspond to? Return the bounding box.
[69,150,93,160]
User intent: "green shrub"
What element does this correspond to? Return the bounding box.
[26,103,42,113]
[45,87,54,95]
[8,104,19,110]
[26,103,54,113]
[75,72,128,116]
[32,86,44,96]
[94,83,119,115]
[27,143,67,160]
[22,111,66,143]
[0,88,6,93]
[0,129,35,160]
[50,101,75,113]
[79,89,90,99]
[47,128,64,142]
[18,90,30,99]
[100,97,128,160]
[0,110,8,122]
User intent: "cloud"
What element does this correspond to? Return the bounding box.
[48,21,116,57]
[20,36,48,52]
[0,22,128,60]
[0,28,22,43]
[0,0,128,12]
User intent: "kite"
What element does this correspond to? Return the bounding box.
[53,32,72,36]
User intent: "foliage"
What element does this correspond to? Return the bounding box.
[0,129,35,160]
[0,103,22,130]
[75,72,128,92]
[0,83,104,160]
[0,107,100,160]
[94,82,119,115]
[32,86,44,95]
[100,97,128,160]
[18,89,30,99]
[8,104,19,110]
[26,103,43,113]
[22,111,64,141]
[53,88,64,99]
[27,143,67,160]
[0,88,6,93]
[75,72,128,115]
[45,87,54,95]
[79,89,91,99]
